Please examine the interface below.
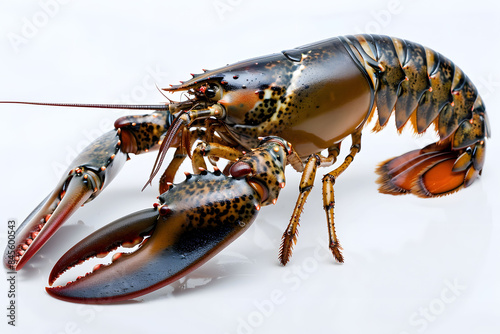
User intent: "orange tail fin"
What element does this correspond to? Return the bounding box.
[376,141,485,198]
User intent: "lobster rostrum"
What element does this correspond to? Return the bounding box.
[3,35,490,302]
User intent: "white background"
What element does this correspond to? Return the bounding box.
[0,1,499,333]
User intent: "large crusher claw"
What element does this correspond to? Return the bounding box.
[45,137,291,303]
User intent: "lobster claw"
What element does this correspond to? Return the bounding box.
[46,172,261,303]
[45,137,291,303]
[4,130,127,270]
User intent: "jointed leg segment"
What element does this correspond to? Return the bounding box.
[280,131,361,265]
[191,142,244,172]
[158,126,243,193]
[322,130,361,263]
[279,154,320,265]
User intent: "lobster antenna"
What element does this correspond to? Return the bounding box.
[0,101,170,111]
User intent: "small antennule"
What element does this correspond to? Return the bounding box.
[155,83,173,103]
[0,101,170,111]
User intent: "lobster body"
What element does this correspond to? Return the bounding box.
[172,38,373,157]
[168,35,489,163]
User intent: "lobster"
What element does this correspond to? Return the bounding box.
[2,34,490,303]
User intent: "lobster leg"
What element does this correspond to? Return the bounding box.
[322,130,362,263]
[157,128,192,194]
[158,127,210,193]
[277,131,360,265]
[159,146,188,193]
[279,155,319,265]
[279,143,342,265]
[191,142,244,172]
[159,131,243,192]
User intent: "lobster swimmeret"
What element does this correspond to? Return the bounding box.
[3,34,490,303]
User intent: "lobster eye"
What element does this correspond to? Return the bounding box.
[205,86,217,98]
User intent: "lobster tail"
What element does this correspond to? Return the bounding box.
[343,35,490,136]
[375,139,485,198]
[342,35,490,197]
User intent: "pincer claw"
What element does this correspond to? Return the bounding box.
[45,137,291,303]
[46,172,262,303]
[4,130,127,270]
[4,174,95,270]
[47,208,161,303]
